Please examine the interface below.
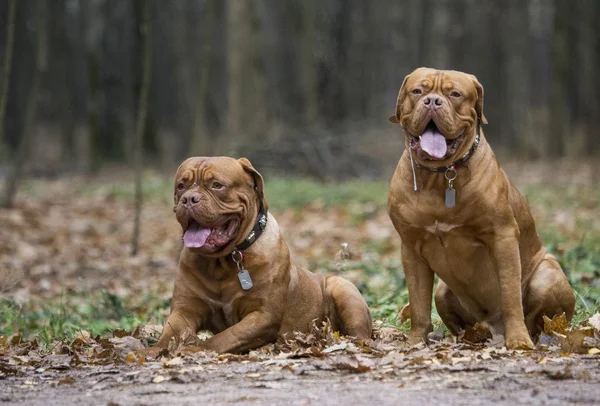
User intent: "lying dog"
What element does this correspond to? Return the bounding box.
[142,157,372,355]
[387,67,575,349]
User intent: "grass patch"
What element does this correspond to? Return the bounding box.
[76,172,390,211]
[0,292,168,346]
[264,177,389,210]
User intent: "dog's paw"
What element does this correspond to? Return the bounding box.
[136,346,167,359]
[406,334,428,347]
[505,334,534,350]
[178,345,207,355]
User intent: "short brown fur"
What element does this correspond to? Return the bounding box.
[387,68,574,349]
[140,157,372,355]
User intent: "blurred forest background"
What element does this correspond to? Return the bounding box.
[0,0,599,183]
[1,0,600,348]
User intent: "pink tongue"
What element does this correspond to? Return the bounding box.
[420,128,447,159]
[183,222,212,248]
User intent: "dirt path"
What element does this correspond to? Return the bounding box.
[2,352,599,406]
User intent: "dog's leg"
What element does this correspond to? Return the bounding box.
[486,228,534,349]
[434,279,476,336]
[137,306,207,358]
[402,243,434,345]
[326,276,372,340]
[136,290,210,359]
[524,253,575,336]
[156,305,207,348]
[186,311,280,354]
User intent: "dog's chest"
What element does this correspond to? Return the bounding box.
[423,220,462,236]
[201,291,242,329]
[193,275,244,328]
[416,220,483,258]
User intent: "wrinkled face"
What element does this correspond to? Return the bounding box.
[390,67,486,165]
[173,156,266,255]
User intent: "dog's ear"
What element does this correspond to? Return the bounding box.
[389,73,411,124]
[238,157,268,211]
[471,75,488,125]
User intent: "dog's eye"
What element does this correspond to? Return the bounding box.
[411,89,422,95]
[211,181,224,190]
[450,91,461,98]
[176,182,186,191]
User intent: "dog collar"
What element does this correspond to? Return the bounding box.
[232,203,268,253]
[229,203,267,291]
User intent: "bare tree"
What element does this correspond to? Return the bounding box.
[131,0,152,256]
[226,0,267,147]
[0,0,17,163]
[1,0,47,209]
[191,0,216,156]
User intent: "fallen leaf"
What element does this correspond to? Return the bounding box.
[152,375,166,383]
[323,342,348,354]
[398,303,410,322]
[333,355,374,373]
[73,330,94,347]
[561,328,595,354]
[544,313,569,335]
[163,356,184,367]
[109,336,144,358]
[461,322,492,344]
[588,313,600,331]
[538,332,561,347]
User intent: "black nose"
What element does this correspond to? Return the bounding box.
[181,192,201,206]
[423,94,444,108]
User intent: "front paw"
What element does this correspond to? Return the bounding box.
[178,345,208,355]
[136,346,167,359]
[406,332,429,346]
[505,333,534,350]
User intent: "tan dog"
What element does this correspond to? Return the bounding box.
[387,67,575,349]
[143,157,372,355]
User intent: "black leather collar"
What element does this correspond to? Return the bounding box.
[233,202,268,252]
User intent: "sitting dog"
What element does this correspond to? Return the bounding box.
[387,67,575,349]
[142,156,372,354]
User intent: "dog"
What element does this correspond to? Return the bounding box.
[387,67,575,349]
[140,156,372,355]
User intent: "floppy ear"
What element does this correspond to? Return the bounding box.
[238,157,268,211]
[471,75,488,125]
[389,73,411,124]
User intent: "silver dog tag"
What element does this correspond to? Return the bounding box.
[238,269,253,290]
[445,187,456,208]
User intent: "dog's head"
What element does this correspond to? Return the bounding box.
[173,156,267,256]
[389,67,487,167]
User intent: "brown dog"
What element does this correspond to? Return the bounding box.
[143,157,372,355]
[387,67,574,349]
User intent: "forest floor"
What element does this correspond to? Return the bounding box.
[1,162,600,405]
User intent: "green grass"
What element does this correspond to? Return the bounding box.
[0,291,168,347]
[265,177,389,210]
[77,171,391,211]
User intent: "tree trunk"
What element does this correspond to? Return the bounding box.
[502,0,531,158]
[226,0,267,148]
[0,0,17,162]
[548,0,569,158]
[1,0,47,209]
[131,0,152,256]
[191,0,216,156]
